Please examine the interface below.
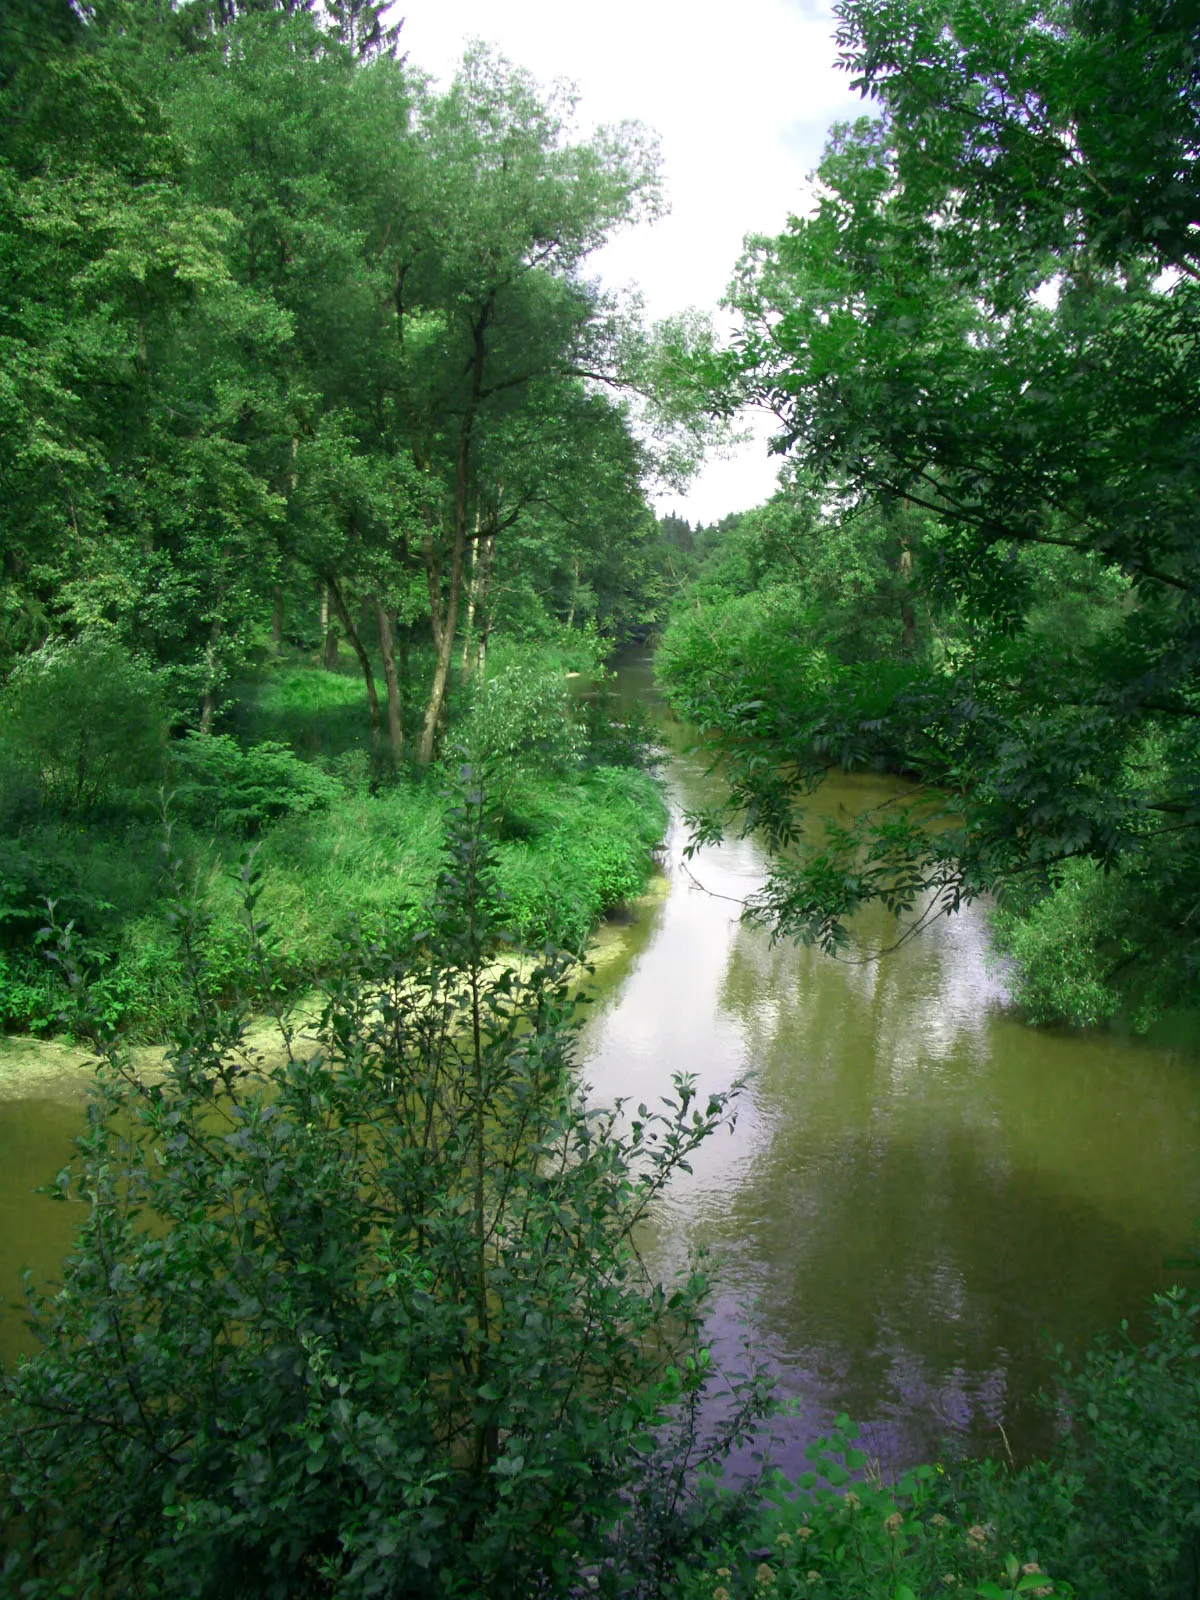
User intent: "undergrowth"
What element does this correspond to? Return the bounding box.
[0,647,665,1038]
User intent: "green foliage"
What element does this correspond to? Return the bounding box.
[1045,1283,1200,1600]
[665,1417,1071,1600]
[0,790,746,1598]
[461,657,584,789]
[659,0,1200,1024]
[0,633,165,813]
[990,862,1125,1029]
[0,650,666,1039]
[169,732,342,834]
[492,767,667,950]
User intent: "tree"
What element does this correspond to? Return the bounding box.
[0,5,240,684]
[389,47,662,761]
[696,0,1200,1018]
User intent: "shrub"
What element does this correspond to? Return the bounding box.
[462,658,583,792]
[0,789,751,1598]
[0,632,165,813]
[168,733,343,834]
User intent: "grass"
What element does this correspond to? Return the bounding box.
[0,646,666,1039]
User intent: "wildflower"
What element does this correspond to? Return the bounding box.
[930,1513,949,1527]
[796,1525,814,1541]
[806,1573,822,1583]
[1022,1564,1044,1577]
[717,1569,732,1580]
[713,1589,730,1600]
[941,1577,959,1588]
[776,1531,793,1548]
[884,1512,903,1535]
[756,1564,775,1587]
[966,1524,987,1545]
[1031,1588,1053,1598]
[843,1491,861,1511]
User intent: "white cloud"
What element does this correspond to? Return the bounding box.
[390,0,862,521]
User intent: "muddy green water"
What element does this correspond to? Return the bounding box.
[578,652,1200,1472]
[3,651,1200,1477]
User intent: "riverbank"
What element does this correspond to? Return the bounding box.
[0,650,668,1043]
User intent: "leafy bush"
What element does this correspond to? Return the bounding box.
[664,1417,1071,1600]
[0,792,748,1598]
[990,862,1123,1029]
[492,767,667,948]
[0,632,165,813]
[168,733,343,833]
[461,657,584,794]
[976,1282,1200,1600]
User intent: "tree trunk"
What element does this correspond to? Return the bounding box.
[470,536,496,675]
[199,614,222,734]
[460,521,482,681]
[418,301,490,765]
[900,598,916,652]
[419,442,473,763]
[271,585,283,650]
[326,575,380,737]
[319,583,339,669]
[898,536,915,651]
[375,597,404,762]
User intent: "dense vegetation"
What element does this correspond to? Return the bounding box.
[0,0,686,1036]
[4,0,1200,1596]
[0,632,665,1037]
[659,0,1200,1031]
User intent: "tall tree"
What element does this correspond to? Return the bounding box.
[701,0,1200,1014]
[389,47,662,761]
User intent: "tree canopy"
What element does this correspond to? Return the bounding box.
[663,0,1200,1025]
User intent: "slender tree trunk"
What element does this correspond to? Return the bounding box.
[271,585,283,651]
[420,509,467,762]
[898,536,916,651]
[470,536,496,675]
[319,583,340,669]
[375,597,404,761]
[460,527,481,681]
[419,443,472,763]
[397,616,409,688]
[419,302,490,764]
[326,575,380,737]
[565,555,579,630]
[199,613,222,734]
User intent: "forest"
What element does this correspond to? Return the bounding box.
[3,0,1200,1596]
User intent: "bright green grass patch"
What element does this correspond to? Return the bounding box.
[0,764,665,1039]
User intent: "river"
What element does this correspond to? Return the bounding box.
[3,650,1200,1478]
[577,650,1200,1473]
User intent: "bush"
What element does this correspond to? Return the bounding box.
[462,657,584,793]
[0,791,749,1598]
[492,767,667,948]
[168,733,343,834]
[0,632,165,813]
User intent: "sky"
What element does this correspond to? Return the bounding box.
[388,0,865,523]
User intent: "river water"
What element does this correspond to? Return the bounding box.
[578,652,1200,1472]
[3,651,1200,1476]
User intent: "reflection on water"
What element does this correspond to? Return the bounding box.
[579,652,1200,1471]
